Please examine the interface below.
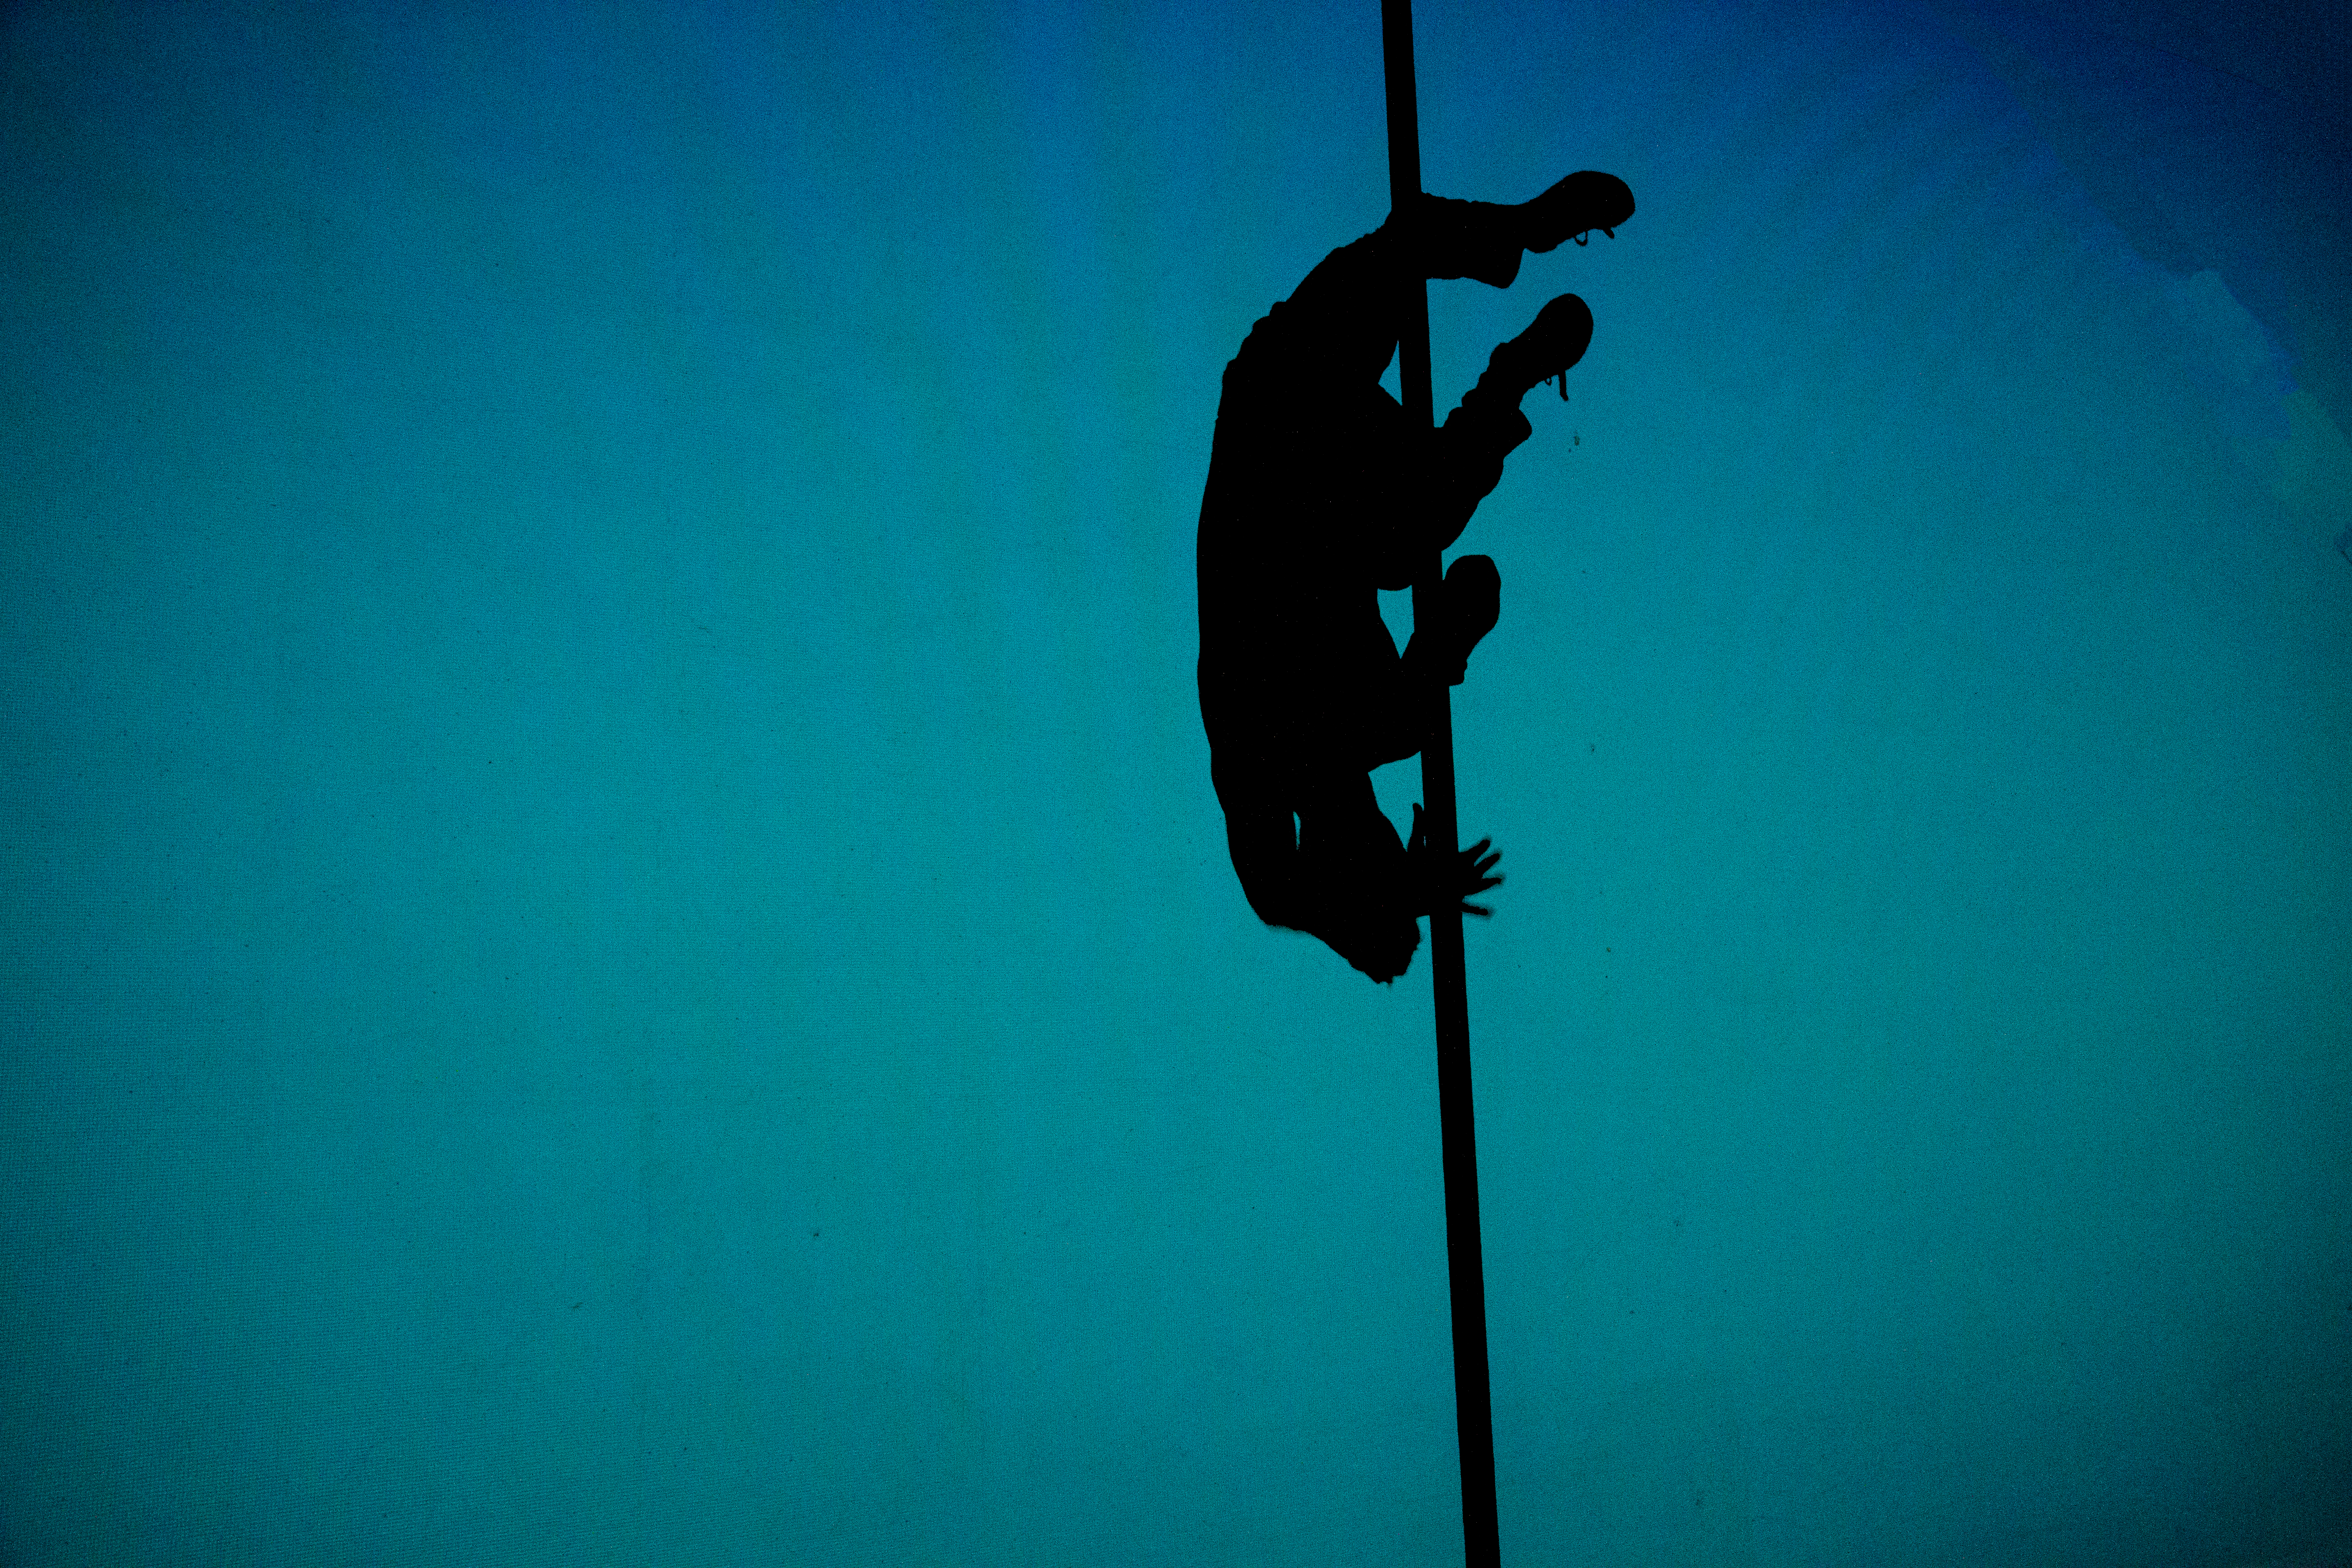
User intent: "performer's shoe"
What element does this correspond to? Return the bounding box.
[1445,553,1501,656]
[1480,293,1594,402]
[1518,171,1635,253]
[1427,554,1501,686]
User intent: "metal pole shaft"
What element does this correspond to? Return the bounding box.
[1379,4,1499,1564]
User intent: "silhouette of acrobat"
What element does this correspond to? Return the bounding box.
[1198,171,1635,982]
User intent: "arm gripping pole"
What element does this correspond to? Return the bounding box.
[1380,4,1500,1565]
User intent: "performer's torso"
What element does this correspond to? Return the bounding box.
[1197,345,1421,777]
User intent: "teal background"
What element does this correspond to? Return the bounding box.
[5,1,2349,1562]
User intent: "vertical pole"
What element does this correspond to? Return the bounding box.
[1379,5,1499,1566]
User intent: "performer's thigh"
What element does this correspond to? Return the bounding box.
[1243,230,1405,387]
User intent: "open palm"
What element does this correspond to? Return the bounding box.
[1407,803,1504,918]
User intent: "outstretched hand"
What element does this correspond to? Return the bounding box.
[1408,803,1504,919]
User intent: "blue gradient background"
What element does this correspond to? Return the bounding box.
[5,2,2349,1563]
